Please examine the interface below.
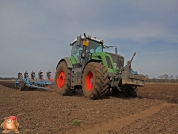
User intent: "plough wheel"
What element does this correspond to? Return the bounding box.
[18,81,25,91]
[55,61,74,96]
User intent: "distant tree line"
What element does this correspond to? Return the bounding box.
[145,74,178,83]
[145,74,178,80]
[0,77,16,80]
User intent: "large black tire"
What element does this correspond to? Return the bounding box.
[123,86,138,98]
[18,81,25,91]
[82,62,109,99]
[55,61,74,96]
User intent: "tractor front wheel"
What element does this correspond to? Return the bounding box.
[82,62,109,99]
[55,61,74,96]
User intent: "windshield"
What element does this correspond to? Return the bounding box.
[86,40,103,53]
[71,39,103,62]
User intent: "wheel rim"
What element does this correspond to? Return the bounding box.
[85,71,93,91]
[57,71,65,89]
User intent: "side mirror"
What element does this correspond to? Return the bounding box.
[77,36,82,47]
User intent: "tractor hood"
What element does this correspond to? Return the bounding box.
[105,52,124,69]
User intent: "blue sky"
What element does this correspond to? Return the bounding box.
[0,0,178,78]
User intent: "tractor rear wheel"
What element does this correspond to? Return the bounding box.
[82,62,109,99]
[55,61,74,96]
[123,86,138,98]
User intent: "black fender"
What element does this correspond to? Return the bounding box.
[56,57,73,70]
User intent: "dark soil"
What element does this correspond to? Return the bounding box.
[138,84,178,103]
[0,81,178,134]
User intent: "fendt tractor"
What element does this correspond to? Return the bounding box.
[55,33,145,99]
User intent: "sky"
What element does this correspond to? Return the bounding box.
[0,0,178,78]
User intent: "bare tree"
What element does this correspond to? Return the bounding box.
[145,75,149,80]
[169,75,174,79]
[157,75,163,79]
[162,74,169,79]
[176,75,178,79]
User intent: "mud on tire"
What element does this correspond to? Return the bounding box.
[82,62,109,99]
[55,61,74,96]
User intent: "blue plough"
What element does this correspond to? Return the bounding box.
[15,70,54,91]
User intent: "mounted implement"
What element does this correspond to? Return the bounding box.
[55,33,145,99]
[15,71,54,91]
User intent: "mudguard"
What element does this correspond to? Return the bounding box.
[56,57,73,69]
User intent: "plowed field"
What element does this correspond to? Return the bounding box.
[0,80,178,134]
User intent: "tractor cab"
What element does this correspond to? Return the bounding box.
[70,35,103,63]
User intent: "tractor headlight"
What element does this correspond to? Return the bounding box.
[113,63,118,69]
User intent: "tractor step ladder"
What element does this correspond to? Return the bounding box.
[71,70,75,89]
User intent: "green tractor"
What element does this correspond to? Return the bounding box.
[55,33,145,99]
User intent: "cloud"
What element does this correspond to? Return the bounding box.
[0,0,178,78]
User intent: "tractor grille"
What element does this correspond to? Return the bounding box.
[106,52,124,69]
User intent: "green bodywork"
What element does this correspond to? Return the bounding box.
[69,56,77,64]
[90,52,119,73]
[68,51,120,73]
